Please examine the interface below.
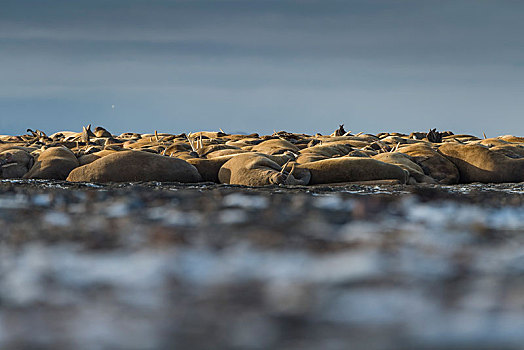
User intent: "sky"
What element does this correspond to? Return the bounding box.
[1,0,524,136]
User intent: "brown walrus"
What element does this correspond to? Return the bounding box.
[67,150,201,183]
[373,152,436,184]
[438,143,524,183]
[23,146,79,180]
[399,143,459,184]
[299,157,408,185]
[0,149,34,178]
[218,153,310,186]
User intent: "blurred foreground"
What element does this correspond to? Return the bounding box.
[1,180,524,350]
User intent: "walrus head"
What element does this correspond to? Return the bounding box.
[426,128,443,143]
[270,161,311,185]
[0,152,13,166]
[331,124,347,137]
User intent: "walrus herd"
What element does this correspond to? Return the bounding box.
[1,125,524,185]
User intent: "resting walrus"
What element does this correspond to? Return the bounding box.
[23,146,79,180]
[299,157,408,185]
[67,150,202,183]
[399,143,459,184]
[218,153,310,186]
[438,143,524,183]
[0,149,34,178]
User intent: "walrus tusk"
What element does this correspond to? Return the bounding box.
[186,133,197,152]
[155,130,159,142]
[279,159,291,175]
[483,132,487,139]
[286,163,296,180]
[355,131,363,137]
[391,142,400,152]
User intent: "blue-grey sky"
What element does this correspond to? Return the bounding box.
[1,0,524,136]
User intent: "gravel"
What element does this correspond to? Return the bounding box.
[1,180,524,350]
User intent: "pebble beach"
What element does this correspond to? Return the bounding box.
[2,180,524,349]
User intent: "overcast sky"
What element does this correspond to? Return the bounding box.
[1,0,524,136]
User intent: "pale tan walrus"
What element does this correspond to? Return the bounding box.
[0,149,34,178]
[24,146,79,180]
[67,150,202,183]
[218,153,310,186]
[299,157,408,185]
[438,143,524,183]
[373,152,436,184]
[399,143,459,184]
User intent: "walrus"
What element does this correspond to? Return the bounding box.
[398,143,459,184]
[442,134,480,143]
[78,149,118,166]
[67,150,202,183]
[471,138,512,148]
[204,148,247,158]
[438,143,524,183]
[187,154,239,183]
[189,152,297,183]
[379,135,424,147]
[499,135,524,143]
[373,152,436,184]
[188,131,228,139]
[489,144,524,159]
[297,142,354,164]
[94,126,113,138]
[23,146,79,180]
[225,137,264,148]
[249,139,300,155]
[299,157,408,185]
[196,144,242,158]
[0,149,34,178]
[331,124,347,136]
[218,153,310,186]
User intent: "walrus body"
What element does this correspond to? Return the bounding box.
[188,155,239,183]
[24,146,79,180]
[67,150,201,183]
[299,157,408,185]
[373,152,436,184]
[0,149,34,178]
[78,150,118,166]
[399,143,460,184]
[438,143,524,183]
[219,154,310,186]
